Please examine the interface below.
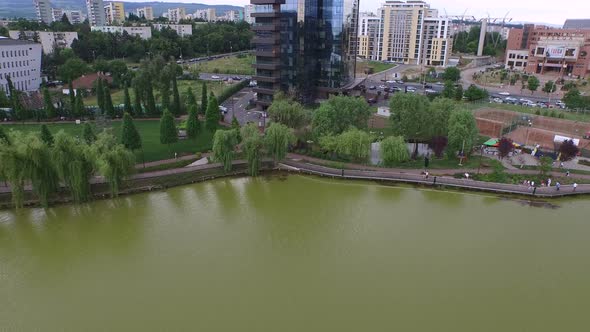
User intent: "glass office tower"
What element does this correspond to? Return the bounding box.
[251,0,359,106]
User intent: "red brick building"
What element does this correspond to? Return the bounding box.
[505,25,590,78]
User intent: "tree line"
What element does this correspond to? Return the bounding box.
[0,124,135,208]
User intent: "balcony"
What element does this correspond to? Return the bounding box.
[253,87,278,96]
[252,35,280,45]
[255,47,280,57]
[253,74,280,83]
[251,22,280,32]
[252,12,281,18]
[252,61,281,70]
[251,0,285,4]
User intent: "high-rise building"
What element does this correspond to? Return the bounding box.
[0,37,43,93]
[378,0,429,64]
[104,2,125,24]
[243,5,256,24]
[376,1,451,66]
[52,9,85,24]
[358,13,381,60]
[251,0,359,107]
[91,26,152,40]
[167,8,186,23]
[34,0,53,24]
[136,6,154,21]
[86,0,106,26]
[420,17,452,66]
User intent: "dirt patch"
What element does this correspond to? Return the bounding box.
[368,114,389,129]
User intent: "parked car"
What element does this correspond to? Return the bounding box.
[492,98,504,103]
[407,87,416,92]
[423,83,433,88]
[232,76,242,81]
[378,85,387,89]
[425,89,437,94]
[498,91,511,96]
[391,86,402,92]
[368,85,377,90]
[211,75,221,80]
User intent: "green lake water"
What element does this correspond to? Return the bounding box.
[1,174,590,331]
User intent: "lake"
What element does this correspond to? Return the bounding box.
[1,174,589,331]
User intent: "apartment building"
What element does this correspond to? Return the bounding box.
[420,17,452,66]
[104,2,125,25]
[167,8,186,24]
[34,0,53,24]
[8,30,78,54]
[91,26,152,40]
[377,1,451,66]
[505,24,590,78]
[52,9,85,24]
[0,38,43,93]
[153,24,193,37]
[378,0,429,64]
[243,5,255,24]
[86,0,106,26]
[194,8,216,22]
[218,10,241,22]
[136,7,154,21]
[358,13,381,60]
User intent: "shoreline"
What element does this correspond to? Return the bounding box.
[2,157,588,210]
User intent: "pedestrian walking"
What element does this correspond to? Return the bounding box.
[556,182,561,191]
[566,170,570,177]
[547,178,552,187]
[174,152,178,160]
[464,172,469,180]
[573,182,578,191]
[424,171,429,179]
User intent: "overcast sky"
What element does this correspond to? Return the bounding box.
[123,0,589,25]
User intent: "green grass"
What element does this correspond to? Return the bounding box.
[1,120,218,163]
[190,55,255,75]
[357,61,396,75]
[137,158,199,173]
[83,80,233,106]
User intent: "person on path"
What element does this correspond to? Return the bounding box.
[566,170,570,177]
[573,182,578,191]
[464,173,469,180]
[556,182,561,191]
[424,171,429,179]
[547,178,552,187]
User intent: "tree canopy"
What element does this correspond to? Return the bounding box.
[380,136,410,166]
[212,129,238,172]
[447,109,479,158]
[312,95,371,137]
[265,123,295,162]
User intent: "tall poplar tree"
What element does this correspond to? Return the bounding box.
[123,84,133,116]
[200,83,208,115]
[43,87,56,119]
[171,74,181,117]
[205,93,219,131]
[159,111,178,156]
[104,85,115,118]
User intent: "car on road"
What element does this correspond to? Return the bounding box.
[219,106,228,114]
[423,83,433,88]
[378,85,387,89]
[519,98,532,104]
[211,75,221,80]
[424,89,437,94]
[406,87,416,93]
[368,85,377,90]
[499,91,511,96]
[232,76,242,81]
[504,97,517,103]
[386,80,396,84]
[391,86,402,92]
[397,80,405,84]
[491,98,503,103]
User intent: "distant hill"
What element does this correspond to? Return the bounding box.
[0,1,243,20]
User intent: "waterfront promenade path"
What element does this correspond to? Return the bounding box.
[283,154,590,198]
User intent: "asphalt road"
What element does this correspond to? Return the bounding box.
[220,88,265,126]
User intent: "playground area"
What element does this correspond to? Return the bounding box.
[474,108,590,152]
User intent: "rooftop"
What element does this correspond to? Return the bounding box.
[563,19,590,30]
[0,37,40,46]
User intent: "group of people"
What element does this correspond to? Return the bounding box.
[521,178,579,191]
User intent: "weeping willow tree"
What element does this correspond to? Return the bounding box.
[0,133,27,208]
[90,132,135,197]
[380,135,410,167]
[19,132,59,207]
[241,123,263,176]
[52,131,95,203]
[264,123,295,163]
[212,129,238,172]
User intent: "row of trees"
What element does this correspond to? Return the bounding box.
[211,123,295,176]
[0,125,135,208]
[389,94,479,160]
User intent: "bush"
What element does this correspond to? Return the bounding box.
[542,110,549,116]
[213,68,220,74]
[218,80,249,104]
[578,159,590,167]
[558,113,565,118]
[535,110,541,115]
[550,110,557,117]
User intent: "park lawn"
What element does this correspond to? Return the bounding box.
[1,120,217,163]
[190,55,255,75]
[83,80,234,106]
[356,61,396,75]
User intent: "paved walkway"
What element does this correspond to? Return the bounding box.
[282,158,589,198]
